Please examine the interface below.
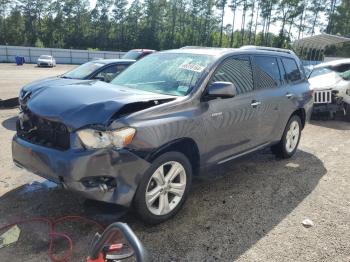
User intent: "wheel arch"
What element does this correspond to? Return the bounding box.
[146,138,201,176]
[291,108,306,129]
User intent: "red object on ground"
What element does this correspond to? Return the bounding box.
[0,216,105,262]
[86,253,105,262]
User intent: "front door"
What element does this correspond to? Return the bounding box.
[201,55,262,165]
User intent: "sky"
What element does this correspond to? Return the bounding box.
[89,0,321,40]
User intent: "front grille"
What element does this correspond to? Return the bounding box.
[17,112,70,150]
[314,90,332,104]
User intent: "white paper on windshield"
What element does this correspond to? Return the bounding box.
[179,62,205,73]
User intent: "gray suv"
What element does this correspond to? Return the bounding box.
[12,46,313,224]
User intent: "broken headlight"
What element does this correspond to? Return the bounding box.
[77,127,136,149]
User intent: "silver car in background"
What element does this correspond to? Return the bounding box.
[37,55,56,67]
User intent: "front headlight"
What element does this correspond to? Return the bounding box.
[77,127,136,149]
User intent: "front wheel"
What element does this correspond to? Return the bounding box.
[133,151,192,224]
[272,115,302,158]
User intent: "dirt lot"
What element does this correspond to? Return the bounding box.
[0,63,349,261]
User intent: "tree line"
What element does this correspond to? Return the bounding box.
[0,0,349,52]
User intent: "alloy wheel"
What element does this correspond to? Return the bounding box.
[145,161,187,216]
[285,120,300,153]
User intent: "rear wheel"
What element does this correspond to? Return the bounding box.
[133,151,192,224]
[272,115,302,158]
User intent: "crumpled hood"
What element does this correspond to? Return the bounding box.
[27,81,175,129]
[21,77,89,96]
[309,72,342,90]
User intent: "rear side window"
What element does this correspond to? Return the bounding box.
[254,56,281,89]
[282,58,302,82]
[212,56,253,95]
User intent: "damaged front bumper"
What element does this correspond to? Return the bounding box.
[12,135,150,207]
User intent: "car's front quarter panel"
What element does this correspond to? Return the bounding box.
[113,98,208,163]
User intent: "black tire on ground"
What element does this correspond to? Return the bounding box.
[271,115,302,159]
[133,151,192,224]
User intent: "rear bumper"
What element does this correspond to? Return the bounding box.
[38,63,52,67]
[12,135,150,207]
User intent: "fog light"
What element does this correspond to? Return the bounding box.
[81,177,117,191]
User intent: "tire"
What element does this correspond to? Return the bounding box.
[133,151,192,224]
[271,115,302,159]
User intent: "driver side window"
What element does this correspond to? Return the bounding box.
[95,64,129,82]
[211,56,254,95]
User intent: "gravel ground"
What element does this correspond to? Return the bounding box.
[0,63,75,99]
[0,63,349,261]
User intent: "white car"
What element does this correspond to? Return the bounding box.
[37,55,56,67]
[308,59,350,118]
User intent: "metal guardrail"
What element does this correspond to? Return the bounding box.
[0,45,126,65]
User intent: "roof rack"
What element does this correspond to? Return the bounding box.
[240,45,295,55]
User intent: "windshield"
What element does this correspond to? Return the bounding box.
[62,61,105,79]
[122,50,142,60]
[309,67,333,78]
[39,55,52,59]
[111,53,215,96]
[340,70,350,80]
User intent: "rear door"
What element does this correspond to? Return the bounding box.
[202,55,262,165]
[279,58,305,124]
[252,55,284,143]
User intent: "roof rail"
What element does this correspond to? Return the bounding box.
[240,45,295,55]
[180,45,213,49]
[180,46,233,50]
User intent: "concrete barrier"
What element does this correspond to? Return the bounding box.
[0,45,126,64]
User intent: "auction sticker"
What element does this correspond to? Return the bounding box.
[179,62,205,72]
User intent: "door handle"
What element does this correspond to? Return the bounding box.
[286,93,294,99]
[251,100,261,107]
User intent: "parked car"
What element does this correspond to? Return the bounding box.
[37,55,56,67]
[12,46,313,224]
[19,59,135,108]
[122,49,156,60]
[62,59,135,82]
[308,59,350,118]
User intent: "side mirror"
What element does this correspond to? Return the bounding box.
[207,81,236,98]
[94,76,106,82]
